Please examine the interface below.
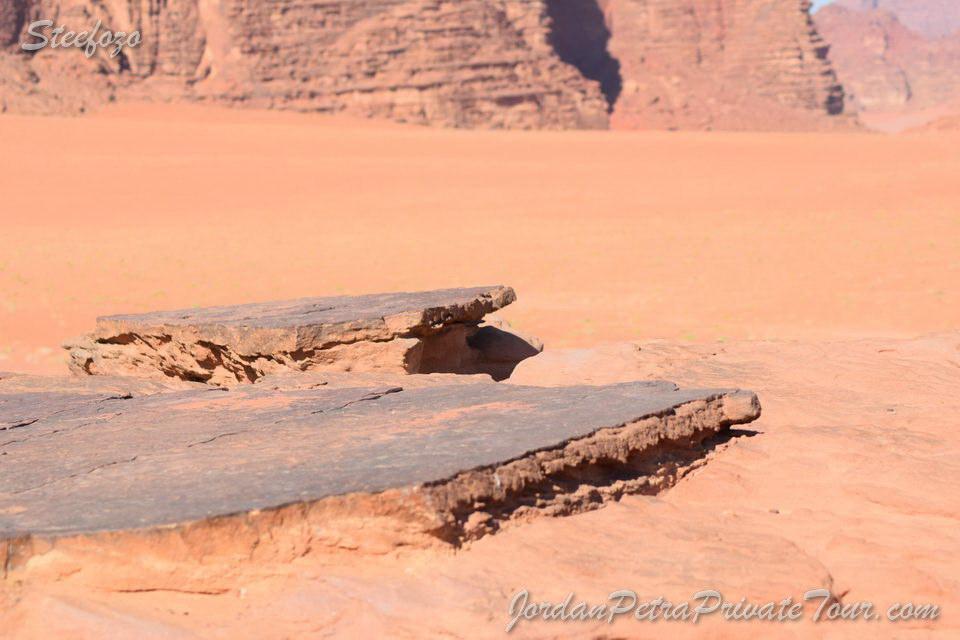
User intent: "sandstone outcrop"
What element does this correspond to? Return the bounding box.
[0,378,759,552]
[816,3,960,115]
[0,0,850,129]
[64,286,541,384]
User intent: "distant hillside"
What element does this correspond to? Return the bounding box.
[834,0,960,39]
[816,3,960,125]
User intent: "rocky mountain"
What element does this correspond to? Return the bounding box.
[816,3,960,115]
[601,0,847,130]
[834,0,960,39]
[1,0,850,130]
[1,0,609,127]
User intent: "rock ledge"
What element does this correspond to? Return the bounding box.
[65,286,536,384]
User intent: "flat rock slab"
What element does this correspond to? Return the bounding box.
[0,371,204,397]
[92,286,514,332]
[64,286,528,384]
[0,380,759,540]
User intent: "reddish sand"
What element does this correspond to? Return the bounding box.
[1,104,958,373]
[1,105,959,638]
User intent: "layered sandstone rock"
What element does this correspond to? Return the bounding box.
[0,0,120,114]
[201,0,609,128]
[2,0,609,127]
[0,378,759,550]
[816,4,960,116]
[1,0,848,129]
[64,286,541,384]
[603,0,849,130]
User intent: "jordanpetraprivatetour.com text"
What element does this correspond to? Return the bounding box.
[506,589,941,632]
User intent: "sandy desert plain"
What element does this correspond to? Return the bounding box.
[1,104,959,638]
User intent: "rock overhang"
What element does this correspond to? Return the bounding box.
[7,286,764,553]
[64,286,537,384]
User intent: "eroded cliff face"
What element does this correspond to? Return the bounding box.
[835,0,960,40]
[816,4,960,115]
[203,0,608,128]
[0,0,609,127]
[1,0,848,130]
[602,0,848,130]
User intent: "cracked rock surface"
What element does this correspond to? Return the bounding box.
[64,286,536,384]
[0,379,758,547]
[3,335,958,637]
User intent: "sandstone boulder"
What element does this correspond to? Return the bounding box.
[64,286,541,384]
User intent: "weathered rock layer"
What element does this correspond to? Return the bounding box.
[65,286,538,384]
[0,377,760,555]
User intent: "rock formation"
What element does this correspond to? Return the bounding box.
[0,377,759,551]
[816,3,960,116]
[5,331,960,637]
[0,0,851,129]
[602,0,849,130]
[64,286,541,384]
[4,284,760,555]
[1,0,609,127]
[834,0,960,39]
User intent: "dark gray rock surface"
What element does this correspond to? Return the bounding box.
[0,380,759,538]
[95,286,514,331]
